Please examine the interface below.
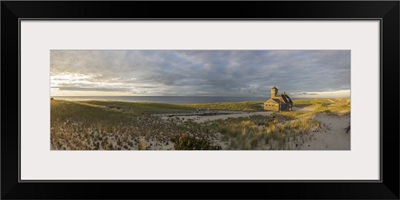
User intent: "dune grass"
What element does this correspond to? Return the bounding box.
[213,115,321,150]
[312,98,350,115]
[81,100,196,114]
[291,98,350,116]
[183,98,349,150]
[51,98,349,150]
[51,100,140,125]
[292,98,332,107]
[51,100,187,150]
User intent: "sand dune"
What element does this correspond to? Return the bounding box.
[51,99,350,150]
[160,109,350,150]
[299,114,350,150]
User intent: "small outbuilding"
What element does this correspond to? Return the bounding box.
[264,86,293,111]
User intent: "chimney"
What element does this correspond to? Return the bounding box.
[271,86,278,98]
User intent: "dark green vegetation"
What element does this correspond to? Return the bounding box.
[51,98,350,150]
[172,133,222,150]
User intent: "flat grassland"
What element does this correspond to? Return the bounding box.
[51,98,350,150]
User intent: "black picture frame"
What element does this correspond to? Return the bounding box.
[2,1,399,199]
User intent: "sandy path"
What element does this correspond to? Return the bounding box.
[299,114,350,150]
[162,111,272,123]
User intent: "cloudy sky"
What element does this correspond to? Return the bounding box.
[50,50,350,98]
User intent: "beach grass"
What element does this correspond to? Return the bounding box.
[51,100,188,150]
[212,115,321,150]
[81,100,196,114]
[51,98,349,150]
[292,98,350,116]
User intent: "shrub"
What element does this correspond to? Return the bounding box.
[172,133,222,150]
[250,138,259,148]
[138,138,147,150]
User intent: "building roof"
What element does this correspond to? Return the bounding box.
[266,86,293,106]
[265,98,280,104]
[265,93,293,105]
[279,94,291,104]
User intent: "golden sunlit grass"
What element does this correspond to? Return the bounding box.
[51,98,349,150]
[186,98,349,149]
[215,115,321,150]
[83,100,197,114]
[292,98,351,116]
[51,100,186,150]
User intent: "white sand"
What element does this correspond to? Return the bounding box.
[162,111,272,123]
[299,114,350,150]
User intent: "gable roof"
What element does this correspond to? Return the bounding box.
[281,94,293,104]
[265,98,280,104]
[266,96,293,105]
[279,95,290,104]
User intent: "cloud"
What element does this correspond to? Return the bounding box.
[54,86,130,92]
[291,90,351,98]
[50,50,350,97]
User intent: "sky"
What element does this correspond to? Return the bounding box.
[50,50,350,98]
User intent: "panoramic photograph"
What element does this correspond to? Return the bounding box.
[50,50,350,150]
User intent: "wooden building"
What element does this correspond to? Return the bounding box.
[264,86,293,111]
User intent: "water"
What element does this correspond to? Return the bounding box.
[52,96,269,104]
